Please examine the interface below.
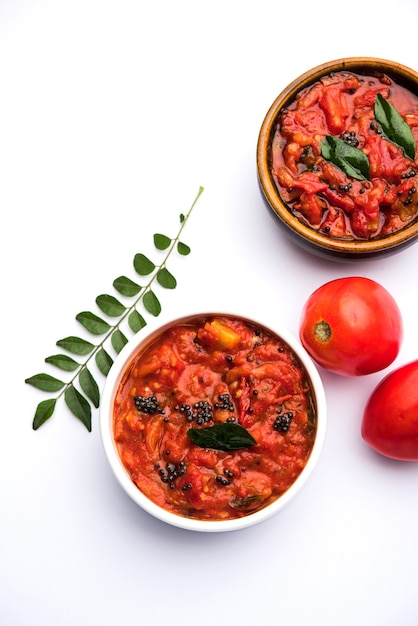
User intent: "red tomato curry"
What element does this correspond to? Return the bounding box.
[272,71,418,239]
[113,315,317,521]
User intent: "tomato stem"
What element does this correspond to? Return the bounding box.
[314,320,332,342]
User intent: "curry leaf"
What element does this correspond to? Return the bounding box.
[128,309,147,333]
[113,276,142,297]
[143,290,161,316]
[96,294,126,317]
[33,398,57,430]
[76,311,111,335]
[27,187,204,431]
[56,336,95,355]
[157,268,177,289]
[45,354,80,372]
[64,385,92,431]
[79,368,100,408]
[111,329,128,354]
[177,241,191,255]
[134,253,155,275]
[95,348,113,376]
[187,423,257,451]
[154,233,171,250]
[25,373,65,392]
[374,93,416,160]
[229,495,262,511]
[321,135,369,180]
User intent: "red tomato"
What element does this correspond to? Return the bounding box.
[299,277,403,376]
[361,361,418,461]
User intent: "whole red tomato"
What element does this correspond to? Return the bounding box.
[299,277,403,376]
[361,361,418,461]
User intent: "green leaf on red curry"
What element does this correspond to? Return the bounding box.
[153,233,172,250]
[128,309,147,333]
[64,385,92,431]
[134,253,155,276]
[187,423,257,451]
[229,495,262,511]
[79,368,100,408]
[157,268,177,289]
[95,348,113,376]
[76,311,111,335]
[113,275,142,297]
[25,373,65,392]
[32,398,57,430]
[96,294,127,317]
[45,354,80,372]
[321,135,370,180]
[143,290,161,316]
[56,336,95,355]
[374,93,416,160]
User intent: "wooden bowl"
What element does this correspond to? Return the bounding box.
[257,57,418,261]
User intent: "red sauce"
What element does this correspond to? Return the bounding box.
[113,315,317,521]
[272,71,418,239]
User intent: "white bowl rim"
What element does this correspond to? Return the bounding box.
[99,311,327,532]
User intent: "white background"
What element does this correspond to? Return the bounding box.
[2,1,418,624]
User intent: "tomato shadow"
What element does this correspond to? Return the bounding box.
[360,443,418,472]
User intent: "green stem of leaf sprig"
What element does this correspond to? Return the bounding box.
[321,95,416,180]
[25,186,204,432]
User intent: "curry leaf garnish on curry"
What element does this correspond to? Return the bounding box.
[25,187,204,432]
[374,93,416,160]
[321,136,370,181]
[187,423,257,451]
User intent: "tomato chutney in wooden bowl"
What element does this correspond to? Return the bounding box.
[257,57,418,260]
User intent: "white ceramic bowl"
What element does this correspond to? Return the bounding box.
[100,312,327,532]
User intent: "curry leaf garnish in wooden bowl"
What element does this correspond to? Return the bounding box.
[25,187,204,432]
[321,96,416,179]
[321,135,370,180]
[374,93,416,159]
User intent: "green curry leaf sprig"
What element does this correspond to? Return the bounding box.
[25,187,204,432]
[321,95,416,179]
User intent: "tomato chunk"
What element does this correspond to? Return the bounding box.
[319,86,349,134]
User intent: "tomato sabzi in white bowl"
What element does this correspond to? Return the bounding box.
[100,313,326,532]
[257,57,418,260]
